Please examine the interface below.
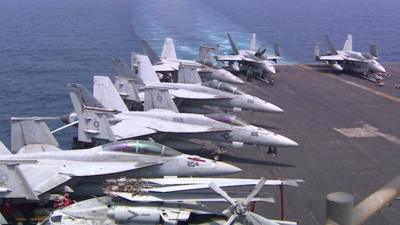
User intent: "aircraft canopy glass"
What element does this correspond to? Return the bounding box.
[102,140,180,156]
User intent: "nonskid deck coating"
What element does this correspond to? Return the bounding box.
[218,63,400,225]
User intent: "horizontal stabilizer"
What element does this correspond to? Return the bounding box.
[11,118,60,154]
[0,165,38,200]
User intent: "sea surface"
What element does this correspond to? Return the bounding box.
[0,0,399,148]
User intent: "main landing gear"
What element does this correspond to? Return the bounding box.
[211,146,229,161]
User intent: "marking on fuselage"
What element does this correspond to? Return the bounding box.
[299,65,400,104]
[334,124,400,145]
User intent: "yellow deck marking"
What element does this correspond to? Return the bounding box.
[298,65,400,104]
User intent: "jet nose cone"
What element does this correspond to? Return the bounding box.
[268,66,276,74]
[263,102,284,113]
[378,65,386,73]
[214,161,242,175]
[223,70,244,84]
[272,134,299,147]
[231,75,245,84]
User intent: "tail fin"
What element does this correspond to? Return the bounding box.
[177,66,202,84]
[143,88,179,112]
[135,54,162,84]
[161,38,177,59]
[198,46,217,66]
[78,108,116,143]
[370,44,378,58]
[274,43,281,57]
[11,118,60,153]
[0,141,11,155]
[227,33,239,54]
[141,40,162,65]
[112,58,145,86]
[112,58,134,78]
[249,33,257,51]
[324,35,338,54]
[314,44,321,60]
[68,83,104,113]
[343,34,353,51]
[93,76,129,112]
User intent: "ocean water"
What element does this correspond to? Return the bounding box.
[0,0,399,148]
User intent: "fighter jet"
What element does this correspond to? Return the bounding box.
[113,55,284,113]
[42,178,301,225]
[141,38,245,84]
[66,80,298,160]
[216,33,281,75]
[314,34,387,80]
[0,118,240,201]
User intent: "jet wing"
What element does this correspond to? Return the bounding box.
[112,120,157,140]
[216,55,243,61]
[168,89,231,100]
[15,161,163,198]
[266,56,281,61]
[318,55,344,61]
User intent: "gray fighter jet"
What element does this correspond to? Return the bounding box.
[0,118,240,201]
[66,80,298,160]
[216,33,281,75]
[141,38,245,84]
[114,55,284,113]
[42,178,301,225]
[314,34,386,77]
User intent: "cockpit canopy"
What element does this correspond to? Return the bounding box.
[361,52,373,60]
[206,113,249,126]
[102,140,180,156]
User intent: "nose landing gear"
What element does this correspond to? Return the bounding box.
[267,146,278,157]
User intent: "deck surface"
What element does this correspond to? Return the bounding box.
[219,63,400,225]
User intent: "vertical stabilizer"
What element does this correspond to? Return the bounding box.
[227,33,239,55]
[143,88,179,112]
[141,40,162,65]
[343,34,353,51]
[68,83,104,113]
[370,44,378,58]
[0,141,11,155]
[314,44,321,60]
[161,38,177,59]
[93,76,129,112]
[136,54,162,84]
[78,108,116,143]
[197,46,217,66]
[324,35,338,54]
[11,118,60,153]
[177,66,202,84]
[112,58,145,86]
[249,33,257,51]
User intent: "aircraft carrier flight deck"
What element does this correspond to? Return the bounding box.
[217,63,400,225]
